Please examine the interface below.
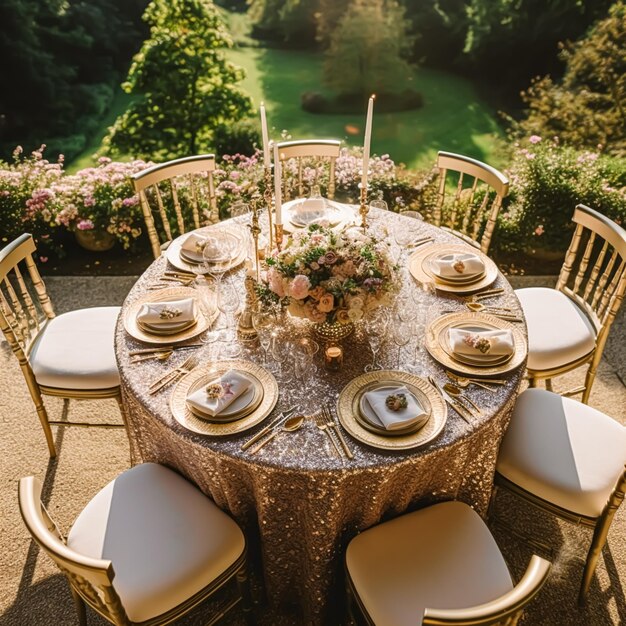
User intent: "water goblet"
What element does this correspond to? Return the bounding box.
[217,279,242,359]
[251,310,274,363]
[391,318,412,369]
[363,313,388,372]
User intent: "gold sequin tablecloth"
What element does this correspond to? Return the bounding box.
[116,212,526,624]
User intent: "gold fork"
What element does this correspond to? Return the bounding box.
[323,405,353,459]
[149,354,199,394]
[313,411,341,457]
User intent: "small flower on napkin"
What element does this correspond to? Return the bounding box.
[363,386,429,431]
[137,298,196,328]
[186,370,251,417]
[432,253,485,278]
[448,328,514,357]
[181,233,228,262]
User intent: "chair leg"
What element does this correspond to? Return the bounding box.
[236,562,255,625]
[69,585,87,626]
[528,375,537,388]
[579,478,626,605]
[581,365,598,405]
[31,390,56,458]
[545,378,553,392]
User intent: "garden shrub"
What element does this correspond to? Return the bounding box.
[213,118,262,157]
[494,136,626,255]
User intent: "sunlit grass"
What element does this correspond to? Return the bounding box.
[227,45,506,170]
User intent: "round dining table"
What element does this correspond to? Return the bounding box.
[115,209,527,625]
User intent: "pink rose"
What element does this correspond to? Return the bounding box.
[268,267,286,298]
[323,251,338,265]
[318,293,334,313]
[289,274,311,300]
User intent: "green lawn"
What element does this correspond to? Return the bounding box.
[65,11,505,173]
[227,45,505,170]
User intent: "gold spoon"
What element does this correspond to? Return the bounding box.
[442,383,483,415]
[465,301,513,313]
[130,351,173,364]
[249,415,306,454]
[446,371,505,390]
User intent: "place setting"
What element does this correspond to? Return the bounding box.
[281,194,357,233]
[123,286,217,344]
[336,370,447,451]
[169,359,279,436]
[424,311,527,377]
[409,243,498,294]
[165,224,247,274]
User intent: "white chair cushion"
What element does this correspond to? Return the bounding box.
[29,307,120,390]
[67,463,245,624]
[497,389,626,518]
[515,288,596,372]
[346,501,513,626]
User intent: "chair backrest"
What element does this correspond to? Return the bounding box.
[0,234,55,360]
[423,555,551,625]
[131,154,219,259]
[18,476,130,624]
[556,204,626,346]
[434,151,509,254]
[274,139,342,201]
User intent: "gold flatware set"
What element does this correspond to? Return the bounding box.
[149,354,199,395]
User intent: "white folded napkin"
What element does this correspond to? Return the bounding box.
[432,253,485,279]
[186,370,251,417]
[448,328,514,357]
[363,386,429,431]
[291,197,328,225]
[137,298,196,329]
[181,233,228,262]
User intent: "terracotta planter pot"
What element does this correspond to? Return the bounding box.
[75,229,116,252]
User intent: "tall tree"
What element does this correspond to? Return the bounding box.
[323,0,414,97]
[517,1,626,155]
[247,0,317,46]
[463,0,613,91]
[106,0,253,161]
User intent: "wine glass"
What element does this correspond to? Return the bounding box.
[391,318,412,369]
[270,335,296,384]
[216,279,242,359]
[205,231,239,288]
[252,310,274,363]
[363,312,389,372]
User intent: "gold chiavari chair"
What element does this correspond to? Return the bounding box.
[495,388,626,605]
[131,154,219,259]
[433,151,509,254]
[515,204,626,403]
[274,139,342,202]
[345,501,551,626]
[19,463,253,626]
[0,234,124,458]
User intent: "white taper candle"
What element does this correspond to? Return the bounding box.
[260,103,271,167]
[361,94,375,189]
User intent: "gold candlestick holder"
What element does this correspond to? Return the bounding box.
[237,274,259,340]
[359,184,369,232]
[249,199,262,282]
[263,165,275,251]
[275,223,284,251]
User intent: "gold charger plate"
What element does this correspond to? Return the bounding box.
[166,224,247,273]
[124,287,217,345]
[187,373,264,423]
[170,360,278,436]
[337,371,447,451]
[409,244,498,293]
[425,312,527,377]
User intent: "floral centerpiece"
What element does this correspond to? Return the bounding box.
[258,223,398,332]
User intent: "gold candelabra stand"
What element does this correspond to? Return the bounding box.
[263,166,275,251]
[274,223,284,251]
[237,274,259,340]
[359,184,369,232]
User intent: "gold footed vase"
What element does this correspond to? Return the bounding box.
[314,320,354,342]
